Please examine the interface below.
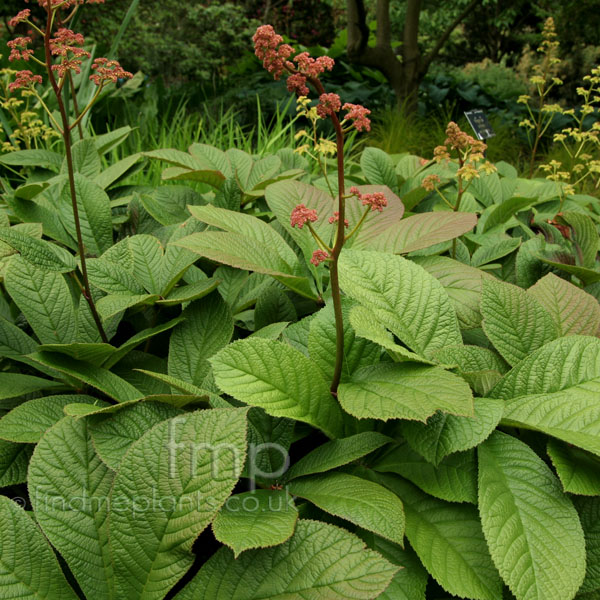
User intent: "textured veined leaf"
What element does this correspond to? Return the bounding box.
[87,257,145,294]
[338,362,473,422]
[156,277,219,306]
[0,315,37,357]
[0,439,32,486]
[174,519,398,600]
[412,256,494,330]
[285,431,391,481]
[478,431,586,600]
[188,143,233,177]
[109,408,247,600]
[211,338,344,438]
[89,401,182,469]
[143,148,210,170]
[547,439,600,496]
[94,153,141,190]
[5,256,77,344]
[360,147,398,190]
[254,286,296,331]
[573,497,600,594]
[29,417,115,599]
[400,398,504,465]
[358,531,428,600]
[0,227,76,272]
[354,212,477,253]
[28,352,143,402]
[59,173,113,255]
[0,372,63,403]
[561,211,598,269]
[339,250,463,358]
[308,300,380,382]
[38,342,116,366]
[0,495,79,599]
[0,148,62,168]
[212,490,298,557]
[0,394,98,442]
[139,185,200,225]
[126,234,165,294]
[380,473,502,600]
[491,336,600,456]
[93,126,132,155]
[289,472,405,545]
[528,273,600,336]
[65,139,102,178]
[97,293,158,320]
[471,238,521,267]
[373,442,477,504]
[168,294,233,386]
[481,278,559,365]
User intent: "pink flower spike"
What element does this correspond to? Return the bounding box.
[310,249,329,266]
[317,92,341,118]
[328,212,348,227]
[7,37,33,62]
[349,186,360,197]
[287,73,309,96]
[8,9,31,27]
[290,204,318,228]
[89,58,133,85]
[342,103,371,132]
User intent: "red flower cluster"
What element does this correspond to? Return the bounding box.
[47,28,90,76]
[294,52,334,79]
[342,103,371,132]
[328,211,348,226]
[287,73,309,96]
[34,0,104,8]
[8,9,30,27]
[317,93,341,118]
[290,204,318,229]
[349,187,387,212]
[7,37,33,62]
[89,58,133,85]
[8,69,42,91]
[252,25,294,80]
[310,249,329,266]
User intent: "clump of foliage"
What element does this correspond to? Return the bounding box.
[1,3,600,600]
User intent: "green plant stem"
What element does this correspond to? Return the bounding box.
[43,8,108,343]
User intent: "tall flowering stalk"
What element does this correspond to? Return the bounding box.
[253,25,383,394]
[7,0,133,342]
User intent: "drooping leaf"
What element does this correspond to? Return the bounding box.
[5,256,77,344]
[0,373,63,403]
[108,408,247,600]
[528,273,600,336]
[338,362,473,422]
[29,417,115,599]
[0,495,79,598]
[285,431,391,481]
[360,147,398,191]
[560,211,598,269]
[211,338,344,438]
[87,256,145,294]
[547,439,600,496]
[401,398,504,465]
[0,394,98,442]
[0,148,63,169]
[174,519,398,600]
[0,315,37,358]
[481,278,559,366]
[478,431,586,600]
[380,474,502,600]
[212,490,298,557]
[471,238,521,267]
[573,497,600,594]
[339,250,463,359]
[96,293,158,320]
[0,439,32,486]
[254,286,296,331]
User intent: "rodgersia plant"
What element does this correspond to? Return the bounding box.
[5,0,132,342]
[253,24,385,394]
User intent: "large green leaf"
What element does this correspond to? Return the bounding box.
[0,439,32,486]
[89,401,182,469]
[289,472,405,545]
[168,294,233,386]
[0,394,98,442]
[308,299,380,382]
[0,315,37,357]
[339,250,463,359]
[412,256,493,330]
[491,336,600,456]
[59,173,113,255]
[87,257,145,294]
[5,256,77,344]
[211,338,344,438]
[574,497,600,594]
[108,408,247,600]
[254,286,296,330]
[0,148,62,168]
[285,431,391,481]
[338,363,473,422]
[481,278,558,366]
[29,417,115,599]
[0,495,79,599]
[401,398,504,465]
[212,490,298,557]
[126,234,165,294]
[478,431,586,600]
[174,519,398,600]
[547,439,600,496]
[354,212,477,253]
[360,147,398,190]
[528,273,600,337]
[561,211,598,269]
[0,373,63,403]
[380,474,502,600]
[97,293,158,320]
